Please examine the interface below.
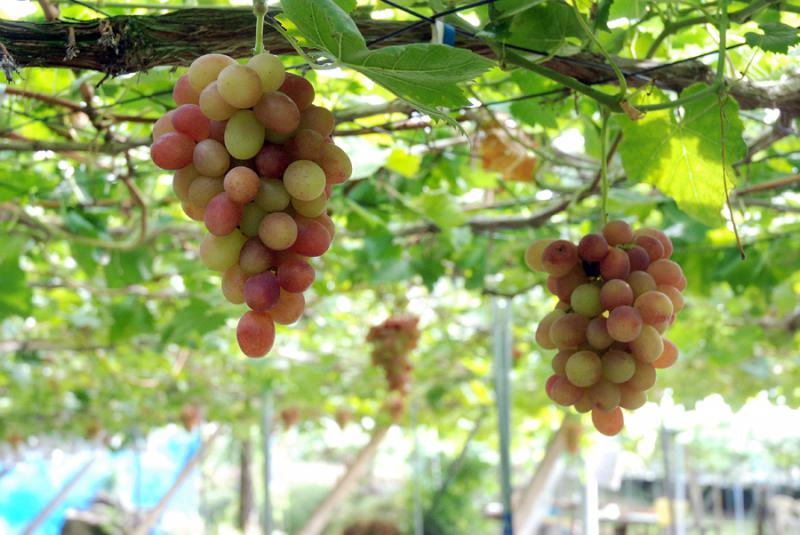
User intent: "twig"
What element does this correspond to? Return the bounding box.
[734,174,800,196]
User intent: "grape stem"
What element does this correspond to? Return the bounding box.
[571,0,627,98]
[252,0,267,55]
[599,108,610,227]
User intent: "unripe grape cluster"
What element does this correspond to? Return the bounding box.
[367,315,420,418]
[150,52,352,358]
[526,220,685,436]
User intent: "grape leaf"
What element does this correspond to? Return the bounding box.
[617,84,747,226]
[349,44,494,109]
[510,100,559,128]
[506,2,583,53]
[0,256,31,321]
[594,0,613,32]
[493,0,549,19]
[744,23,800,54]
[280,0,366,62]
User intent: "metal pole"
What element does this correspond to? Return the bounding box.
[675,440,687,535]
[492,298,513,535]
[261,391,274,535]
[411,397,424,535]
[583,453,599,535]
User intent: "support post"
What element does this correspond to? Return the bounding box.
[261,391,274,535]
[492,298,513,535]
[21,457,96,535]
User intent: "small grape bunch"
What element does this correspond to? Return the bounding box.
[367,315,420,418]
[526,220,685,436]
[150,52,352,358]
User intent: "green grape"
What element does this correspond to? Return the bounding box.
[187,176,224,210]
[565,350,602,387]
[628,270,657,298]
[187,53,235,92]
[570,283,602,317]
[225,110,266,160]
[254,178,291,213]
[291,194,328,218]
[549,313,590,349]
[258,212,298,251]
[247,53,286,93]
[586,317,614,350]
[283,160,326,201]
[199,81,237,121]
[535,310,565,349]
[199,229,247,272]
[601,349,636,383]
[524,239,553,272]
[217,64,263,109]
[625,360,657,391]
[628,324,664,363]
[193,139,230,177]
[240,203,267,237]
[619,384,647,410]
[588,379,621,410]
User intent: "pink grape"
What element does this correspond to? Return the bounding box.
[318,143,352,185]
[277,260,315,293]
[634,290,674,325]
[606,305,642,342]
[619,384,647,410]
[588,380,621,410]
[221,264,248,305]
[298,105,335,137]
[204,192,242,236]
[244,271,281,312]
[627,245,650,271]
[636,227,673,257]
[602,220,633,246]
[151,132,195,170]
[259,212,298,251]
[171,104,210,141]
[647,259,684,286]
[635,235,664,262]
[599,247,630,280]
[536,310,565,349]
[236,311,276,358]
[552,350,572,376]
[552,264,588,302]
[223,166,260,204]
[239,238,274,274]
[657,284,684,312]
[600,279,633,311]
[152,111,176,140]
[577,233,609,262]
[628,325,664,363]
[173,74,200,106]
[548,376,583,406]
[291,217,332,257]
[625,360,656,391]
[255,144,292,178]
[653,338,678,369]
[280,73,315,110]
[200,81,237,121]
[270,290,305,325]
[172,164,198,202]
[286,129,325,161]
[193,139,230,177]
[574,392,593,413]
[541,240,579,277]
[628,270,657,298]
[549,313,590,349]
[254,91,301,135]
[314,213,336,239]
[209,120,227,143]
[592,407,624,436]
[586,317,614,350]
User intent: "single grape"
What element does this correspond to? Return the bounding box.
[171,104,210,141]
[653,338,678,369]
[602,349,636,383]
[535,310,565,349]
[628,324,664,363]
[225,110,266,160]
[602,220,633,246]
[592,407,624,436]
[524,239,553,272]
[199,81,237,121]
[204,192,243,236]
[244,271,281,311]
[570,283,602,317]
[606,305,642,342]
[284,160,327,201]
[588,380,621,410]
[635,227,673,257]
[255,178,291,213]
[152,111,176,140]
[657,284,684,312]
[634,235,664,262]
[188,176,224,210]
[548,376,584,406]
[292,194,327,218]
[625,360,656,391]
[273,249,308,266]
[286,129,324,162]
[599,247,630,280]
[187,53,235,92]
[565,350,602,387]
[578,233,609,262]
[314,213,336,239]
[255,144,292,178]
[298,105,335,137]
[254,92,300,135]
[193,139,230,177]
[181,202,204,222]
[317,143,352,185]
[221,264,248,304]
[545,375,559,398]
[586,317,614,350]
[199,229,247,272]
[259,212,298,251]
[279,73,315,110]
[552,350,572,376]
[600,279,634,311]
[172,164,198,202]
[627,245,650,272]
[549,313,590,350]
[239,238,274,274]
[173,74,200,106]
[291,217,332,257]
[541,240,579,277]
[647,259,683,286]
[628,270,657,298]
[151,132,195,170]
[209,119,227,143]
[619,384,647,410]
[223,166,260,204]
[277,259,315,292]
[236,311,275,358]
[634,290,674,326]
[574,391,593,413]
[217,64,263,109]
[675,275,687,292]
[247,53,286,93]
[240,203,267,237]
[552,264,588,302]
[270,289,305,325]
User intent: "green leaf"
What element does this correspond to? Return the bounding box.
[105,248,153,289]
[280,0,367,62]
[332,0,356,12]
[744,23,800,54]
[0,255,31,321]
[110,297,155,342]
[506,2,583,53]
[617,84,747,226]
[595,0,613,32]
[510,100,559,129]
[349,44,494,109]
[494,0,548,19]
[385,149,421,177]
[416,191,466,229]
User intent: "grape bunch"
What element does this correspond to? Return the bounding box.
[526,220,685,436]
[367,315,420,419]
[150,52,352,358]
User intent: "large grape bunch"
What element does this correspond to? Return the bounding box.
[366,315,420,419]
[150,53,352,358]
[526,220,685,436]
